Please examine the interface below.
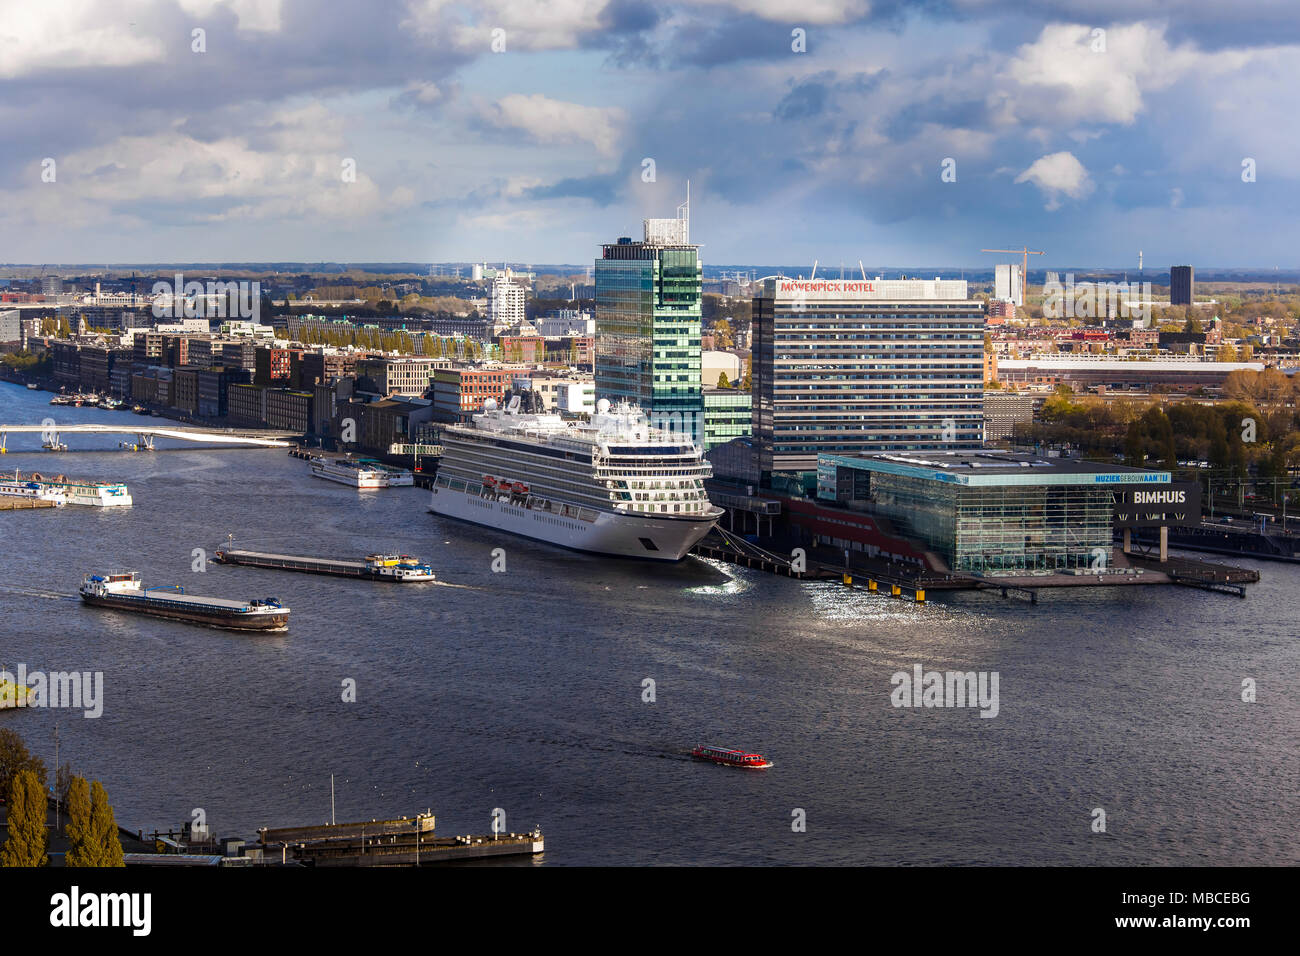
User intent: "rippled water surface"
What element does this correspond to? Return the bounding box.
[1,382,1296,864]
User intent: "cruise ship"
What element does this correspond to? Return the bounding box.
[430,398,723,560]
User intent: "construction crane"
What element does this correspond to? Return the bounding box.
[981,246,1045,291]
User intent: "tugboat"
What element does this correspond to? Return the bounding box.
[691,745,773,769]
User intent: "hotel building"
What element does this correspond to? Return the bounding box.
[751,276,984,477]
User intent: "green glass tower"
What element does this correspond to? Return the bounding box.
[595,201,704,443]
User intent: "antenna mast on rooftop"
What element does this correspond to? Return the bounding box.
[677,180,690,243]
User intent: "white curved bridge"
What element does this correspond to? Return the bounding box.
[0,423,296,450]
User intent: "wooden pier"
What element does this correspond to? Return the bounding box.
[0,497,60,511]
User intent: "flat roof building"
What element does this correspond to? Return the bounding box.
[752,276,984,477]
[817,450,1171,574]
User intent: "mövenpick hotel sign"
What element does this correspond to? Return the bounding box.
[771,278,969,301]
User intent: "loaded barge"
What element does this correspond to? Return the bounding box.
[79,572,290,631]
[213,549,435,582]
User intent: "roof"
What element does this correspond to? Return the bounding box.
[998,358,1265,371]
[821,451,1171,487]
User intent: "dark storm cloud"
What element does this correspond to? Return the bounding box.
[882,95,994,142]
[774,71,884,121]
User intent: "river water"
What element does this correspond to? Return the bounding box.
[0,381,1296,865]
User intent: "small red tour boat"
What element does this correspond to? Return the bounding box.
[691,745,772,769]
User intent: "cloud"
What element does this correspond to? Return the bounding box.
[1014,151,1094,210]
[691,0,871,25]
[487,93,626,156]
[0,0,167,78]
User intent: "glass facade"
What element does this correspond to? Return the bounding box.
[865,473,1115,573]
[702,387,753,450]
[595,238,703,442]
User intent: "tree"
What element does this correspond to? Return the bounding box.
[741,354,752,391]
[0,769,48,867]
[85,781,124,867]
[0,728,47,796]
[63,776,94,866]
[1183,311,1202,334]
[716,371,731,389]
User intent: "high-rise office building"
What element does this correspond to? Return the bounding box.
[1170,265,1194,306]
[994,263,1023,306]
[594,200,703,441]
[752,276,984,476]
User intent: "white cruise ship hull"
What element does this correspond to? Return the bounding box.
[430,486,717,561]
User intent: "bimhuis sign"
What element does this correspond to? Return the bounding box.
[1113,481,1201,527]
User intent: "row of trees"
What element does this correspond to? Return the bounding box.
[1018,384,1300,479]
[0,728,124,867]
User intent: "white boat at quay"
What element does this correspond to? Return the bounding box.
[309,456,388,489]
[7,470,130,507]
[358,459,414,486]
[0,478,66,507]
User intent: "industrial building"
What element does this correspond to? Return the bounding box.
[997,357,1263,394]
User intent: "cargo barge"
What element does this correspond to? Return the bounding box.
[79,572,290,631]
[213,549,435,581]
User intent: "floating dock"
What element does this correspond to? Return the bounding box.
[214,549,435,582]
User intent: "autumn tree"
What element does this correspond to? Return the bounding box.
[63,776,94,866]
[0,728,46,796]
[0,769,48,867]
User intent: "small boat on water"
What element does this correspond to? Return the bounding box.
[79,572,289,631]
[25,383,38,390]
[691,745,773,769]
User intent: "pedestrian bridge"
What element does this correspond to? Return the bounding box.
[0,423,296,451]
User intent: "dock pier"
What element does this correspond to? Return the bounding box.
[0,498,61,511]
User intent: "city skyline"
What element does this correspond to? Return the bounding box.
[2,1,1299,266]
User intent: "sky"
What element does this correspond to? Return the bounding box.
[2,0,1299,270]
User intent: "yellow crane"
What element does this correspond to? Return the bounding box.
[981,247,1045,296]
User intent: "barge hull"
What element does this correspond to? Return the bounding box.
[80,595,289,631]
